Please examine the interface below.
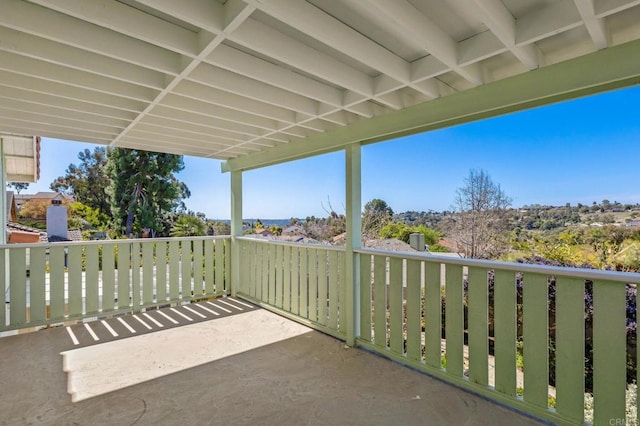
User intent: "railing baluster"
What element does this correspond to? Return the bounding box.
[168,240,179,301]
[593,280,626,424]
[84,245,99,316]
[468,266,489,386]
[308,248,318,322]
[117,242,131,309]
[425,262,441,368]
[9,248,27,326]
[374,255,386,348]
[445,264,464,377]
[523,273,549,408]
[406,259,421,362]
[291,246,300,315]
[204,239,214,296]
[283,245,292,312]
[181,240,192,300]
[142,242,154,305]
[244,241,253,298]
[49,246,65,320]
[0,249,5,327]
[67,245,83,317]
[192,239,203,297]
[555,277,585,423]
[329,250,339,331]
[389,257,403,355]
[299,246,308,318]
[131,242,141,311]
[224,238,231,293]
[268,244,277,306]
[261,243,269,303]
[493,269,517,397]
[156,241,168,302]
[102,244,115,312]
[275,245,284,309]
[225,240,235,295]
[359,253,372,342]
[317,250,328,326]
[29,247,47,323]
[338,250,346,334]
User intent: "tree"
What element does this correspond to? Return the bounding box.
[106,148,190,237]
[446,169,512,258]
[50,147,110,218]
[170,214,206,237]
[7,182,29,194]
[380,222,442,245]
[19,198,61,220]
[362,198,393,239]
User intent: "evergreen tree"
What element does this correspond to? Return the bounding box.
[6,182,29,194]
[50,147,110,218]
[105,148,190,236]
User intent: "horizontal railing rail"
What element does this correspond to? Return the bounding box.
[355,247,639,426]
[1,236,231,332]
[235,237,347,339]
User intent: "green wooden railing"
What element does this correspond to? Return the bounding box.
[3,235,637,425]
[1,236,230,332]
[356,248,638,426]
[236,238,347,339]
[235,240,638,424]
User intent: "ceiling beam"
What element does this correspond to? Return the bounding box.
[245,0,410,83]
[573,0,609,49]
[0,51,156,102]
[206,44,343,108]
[133,0,225,34]
[0,86,138,121]
[28,0,199,56]
[223,38,640,172]
[0,70,146,112]
[0,26,166,89]
[109,0,255,147]
[0,0,181,74]
[187,64,319,117]
[470,0,540,69]
[367,0,484,85]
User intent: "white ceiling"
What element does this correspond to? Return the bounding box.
[0,0,639,164]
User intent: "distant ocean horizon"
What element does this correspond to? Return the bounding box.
[213,219,294,227]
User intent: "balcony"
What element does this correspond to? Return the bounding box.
[1,236,637,425]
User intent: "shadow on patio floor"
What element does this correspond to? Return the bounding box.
[0,301,546,426]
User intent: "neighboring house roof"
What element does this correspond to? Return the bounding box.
[7,223,83,243]
[282,225,305,236]
[67,229,83,241]
[7,222,47,243]
[364,238,417,252]
[332,232,347,244]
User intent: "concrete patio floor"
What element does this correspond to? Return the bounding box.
[0,299,547,426]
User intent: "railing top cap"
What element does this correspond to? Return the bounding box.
[0,235,231,249]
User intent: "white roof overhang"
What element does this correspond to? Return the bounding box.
[0,0,638,172]
[0,135,39,183]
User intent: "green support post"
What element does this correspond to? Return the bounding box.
[345,144,361,346]
[230,170,242,297]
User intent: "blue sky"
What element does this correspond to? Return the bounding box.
[28,85,640,220]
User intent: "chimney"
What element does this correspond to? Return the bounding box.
[409,233,425,251]
[47,205,68,240]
